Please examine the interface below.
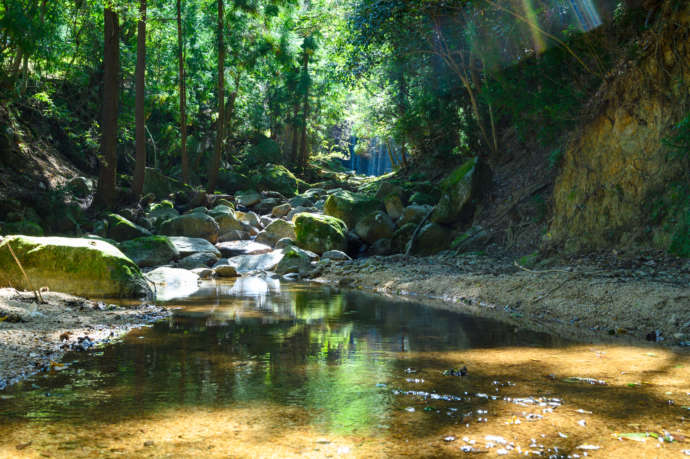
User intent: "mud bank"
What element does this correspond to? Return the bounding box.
[314,252,690,348]
[0,288,170,389]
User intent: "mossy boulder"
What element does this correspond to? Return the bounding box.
[274,246,313,275]
[0,236,150,298]
[2,221,44,236]
[118,236,179,268]
[431,157,479,225]
[217,169,252,194]
[354,211,396,244]
[409,192,438,207]
[235,190,262,207]
[106,213,152,242]
[147,201,179,229]
[392,222,417,253]
[293,213,347,255]
[410,223,454,256]
[323,190,383,228]
[160,213,220,243]
[255,219,296,247]
[252,164,298,197]
[143,167,187,200]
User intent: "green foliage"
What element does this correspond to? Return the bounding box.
[660,113,690,257]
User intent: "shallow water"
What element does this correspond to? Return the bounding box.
[0,279,688,458]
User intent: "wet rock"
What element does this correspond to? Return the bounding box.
[218,230,251,242]
[322,250,351,262]
[160,213,220,243]
[191,267,214,279]
[294,213,348,255]
[275,238,296,250]
[216,240,272,257]
[215,250,285,274]
[286,206,318,221]
[236,211,262,229]
[288,196,314,208]
[208,204,234,219]
[431,157,479,225]
[275,246,314,275]
[168,236,221,258]
[215,212,251,235]
[178,252,218,270]
[214,265,239,278]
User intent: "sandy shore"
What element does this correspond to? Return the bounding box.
[0,288,170,390]
[313,252,690,348]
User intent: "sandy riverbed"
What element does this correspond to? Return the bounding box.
[0,288,170,389]
[313,252,690,348]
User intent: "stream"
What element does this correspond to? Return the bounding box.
[0,278,688,458]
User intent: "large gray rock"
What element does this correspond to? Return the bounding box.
[293,213,347,255]
[160,213,220,243]
[274,246,313,275]
[431,157,479,225]
[218,230,251,242]
[214,250,285,274]
[236,190,262,207]
[106,213,152,242]
[118,236,179,268]
[216,240,272,257]
[178,252,219,269]
[354,211,396,244]
[215,212,251,234]
[0,236,150,298]
[168,236,221,258]
[398,205,432,226]
[410,222,454,256]
[145,267,199,301]
[255,219,296,247]
[272,203,292,218]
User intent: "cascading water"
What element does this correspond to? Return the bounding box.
[343,137,402,176]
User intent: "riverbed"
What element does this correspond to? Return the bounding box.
[0,279,688,457]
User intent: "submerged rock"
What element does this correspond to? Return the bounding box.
[0,236,150,298]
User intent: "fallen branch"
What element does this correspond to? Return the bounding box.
[405,207,435,256]
[5,241,44,304]
[513,261,573,275]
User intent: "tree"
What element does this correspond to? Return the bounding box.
[177,0,189,185]
[94,7,120,209]
[132,0,148,197]
[207,0,224,194]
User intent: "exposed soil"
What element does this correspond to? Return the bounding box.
[0,288,170,390]
[313,250,690,348]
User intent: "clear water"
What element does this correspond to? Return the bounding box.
[1,279,688,458]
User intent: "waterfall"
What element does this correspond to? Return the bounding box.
[343,137,401,176]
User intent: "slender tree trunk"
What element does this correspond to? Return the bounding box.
[397,69,409,168]
[94,7,120,209]
[298,48,310,170]
[177,0,189,185]
[290,102,300,166]
[207,0,224,194]
[132,0,147,197]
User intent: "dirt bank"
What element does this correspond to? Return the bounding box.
[314,251,690,348]
[0,288,170,390]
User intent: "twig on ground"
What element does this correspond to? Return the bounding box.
[5,241,44,303]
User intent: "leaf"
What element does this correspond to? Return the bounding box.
[0,316,7,322]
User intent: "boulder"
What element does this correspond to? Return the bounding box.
[236,211,261,229]
[374,182,404,202]
[0,236,150,298]
[322,250,351,262]
[398,205,432,226]
[219,230,251,242]
[391,222,417,253]
[293,213,347,255]
[217,169,251,194]
[303,188,326,200]
[323,190,384,228]
[409,191,437,206]
[275,238,296,249]
[118,236,179,268]
[274,246,313,275]
[252,164,298,197]
[431,157,479,225]
[287,206,318,220]
[272,203,292,218]
[288,196,314,208]
[160,213,220,243]
[215,212,250,234]
[214,250,285,274]
[213,198,235,209]
[106,213,151,242]
[384,194,404,220]
[148,201,179,228]
[208,205,234,219]
[168,236,221,258]
[410,222,454,256]
[354,211,396,244]
[216,240,272,257]
[214,265,239,278]
[235,190,262,207]
[178,252,219,270]
[145,267,199,301]
[260,216,274,227]
[254,198,282,215]
[191,267,214,279]
[255,219,296,247]
[370,238,392,256]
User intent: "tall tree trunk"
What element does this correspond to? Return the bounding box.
[298,48,310,170]
[177,0,189,185]
[207,0,224,194]
[397,68,409,168]
[132,0,147,197]
[94,7,120,209]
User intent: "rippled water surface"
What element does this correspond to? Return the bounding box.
[1,279,688,458]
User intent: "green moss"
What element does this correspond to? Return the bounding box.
[323,190,383,228]
[118,236,178,268]
[441,157,478,189]
[3,221,44,236]
[0,236,148,297]
[252,164,298,197]
[293,213,347,255]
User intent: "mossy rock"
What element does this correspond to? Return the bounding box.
[323,190,383,228]
[431,157,479,225]
[2,221,44,236]
[275,246,313,275]
[255,219,296,247]
[392,222,417,253]
[118,236,179,268]
[354,211,396,244]
[409,192,438,207]
[106,213,152,242]
[217,169,252,194]
[160,213,220,243]
[410,223,454,256]
[252,164,298,197]
[293,213,347,255]
[0,236,150,298]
